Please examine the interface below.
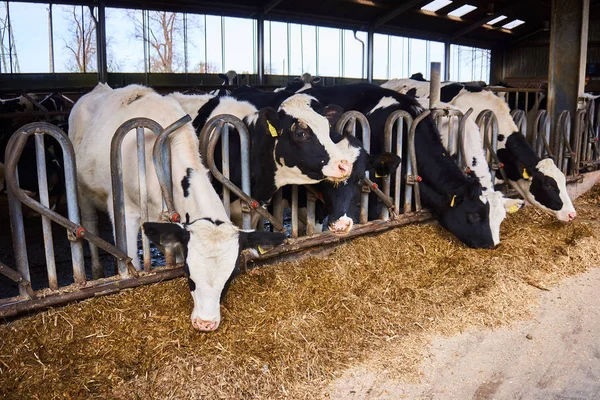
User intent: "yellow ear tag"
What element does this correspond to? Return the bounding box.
[508,204,520,214]
[522,168,530,180]
[257,245,268,255]
[267,121,278,138]
[375,172,388,178]
[450,195,456,208]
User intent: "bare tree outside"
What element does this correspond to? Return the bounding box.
[197,61,218,73]
[129,10,183,73]
[63,6,96,72]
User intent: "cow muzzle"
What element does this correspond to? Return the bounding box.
[192,318,220,332]
[557,210,577,222]
[328,215,353,235]
[323,160,353,183]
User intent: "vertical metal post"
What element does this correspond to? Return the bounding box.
[430,62,441,109]
[291,185,298,237]
[287,23,291,76]
[273,189,283,230]
[257,13,265,84]
[136,127,151,271]
[306,191,316,236]
[96,3,107,82]
[35,134,58,289]
[48,4,55,73]
[204,15,208,73]
[315,26,320,76]
[184,13,188,76]
[548,0,590,152]
[7,162,31,296]
[366,27,374,83]
[221,123,231,217]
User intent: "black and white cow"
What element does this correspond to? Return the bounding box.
[69,83,285,331]
[381,74,484,104]
[384,78,577,222]
[210,70,247,96]
[274,72,321,93]
[304,83,497,249]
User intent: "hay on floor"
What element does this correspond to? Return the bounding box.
[1,185,599,399]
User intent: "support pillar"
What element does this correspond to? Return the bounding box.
[547,0,589,151]
[444,42,451,81]
[367,27,374,83]
[257,13,265,84]
[96,3,108,83]
[490,47,505,84]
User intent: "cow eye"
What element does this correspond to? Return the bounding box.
[294,130,309,140]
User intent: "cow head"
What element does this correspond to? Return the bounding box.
[512,158,576,222]
[249,94,353,188]
[143,220,285,332]
[420,180,495,249]
[218,70,246,86]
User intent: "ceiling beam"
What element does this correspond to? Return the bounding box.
[264,0,284,14]
[451,13,500,39]
[373,0,428,27]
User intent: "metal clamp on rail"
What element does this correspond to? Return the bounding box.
[382,110,412,220]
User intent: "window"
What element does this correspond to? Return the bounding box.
[106,8,144,72]
[447,4,477,18]
[266,21,287,74]
[1,2,51,73]
[223,16,255,73]
[502,19,525,30]
[421,0,452,12]
[373,33,388,79]
[487,15,507,26]
[53,5,96,73]
[317,27,340,76]
[450,44,490,82]
[344,30,366,79]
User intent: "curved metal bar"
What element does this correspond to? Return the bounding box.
[574,109,586,174]
[457,108,474,171]
[151,115,193,215]
[556,111,574,175]
[510,109,527,138]
[111,117,163,275]
[533,110,554,160]
[475,110,507,187]
[202,114,284,232]
[405,110,430,213]
[6,123,133,294]
[383,110,413,220]
[431,108,463,157]
[335,110,371,224]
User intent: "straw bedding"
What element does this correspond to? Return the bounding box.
[1,185,599,399]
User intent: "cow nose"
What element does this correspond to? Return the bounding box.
[568,211,577,221]
[192,318,219,331]
[338,160,352,175]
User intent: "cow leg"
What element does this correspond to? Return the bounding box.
[79,196,104,279]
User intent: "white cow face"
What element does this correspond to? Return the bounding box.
[515,159,576,222]
[144,220,286,332]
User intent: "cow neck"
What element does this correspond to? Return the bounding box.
[249,129,278,203]
[504,132,540,169]
[169,131,231,222]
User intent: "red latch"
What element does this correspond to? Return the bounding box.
[171,213,181,223]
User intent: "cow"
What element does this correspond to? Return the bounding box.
[170,91,360,233]
[304,83,497,249]
[210,70,247,96]
[381,74,485,104]
[69,83,286,331]
[450,90,576,221]
[274,72,321,93]
[414,98,525,245]
[383,78,577,222]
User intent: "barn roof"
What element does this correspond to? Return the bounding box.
[16,0,598,48]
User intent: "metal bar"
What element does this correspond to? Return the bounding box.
[96,3,107,83]
[257,13,265,84]
[406,111,430,213]
[35,133,58,290]
[444,42,451,81]
[574,109,585,175]
[136,126,151,272]
[221,123,231,217]
[0,261,34,298]
[273,189,283,230]
[306,191,316,236]
[48,4,55,73]
[382,110,412,219]
[429,62,441,109]
[291,185,299,238]
[366,27,374,83]
[200,114,283,231]
[0,266,185,319]
[373,0,427,27]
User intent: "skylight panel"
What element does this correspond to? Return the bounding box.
[502,19,525,29]
[421,0,452,12]
[447,4,477,17]
[487,15,508,25]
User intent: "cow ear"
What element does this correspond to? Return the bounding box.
[143,222,189,248]
[369,153,401,178]
[320,104,344,127]
[239,231,286,251]
[218,73,226,80]
[258,107,281,138]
